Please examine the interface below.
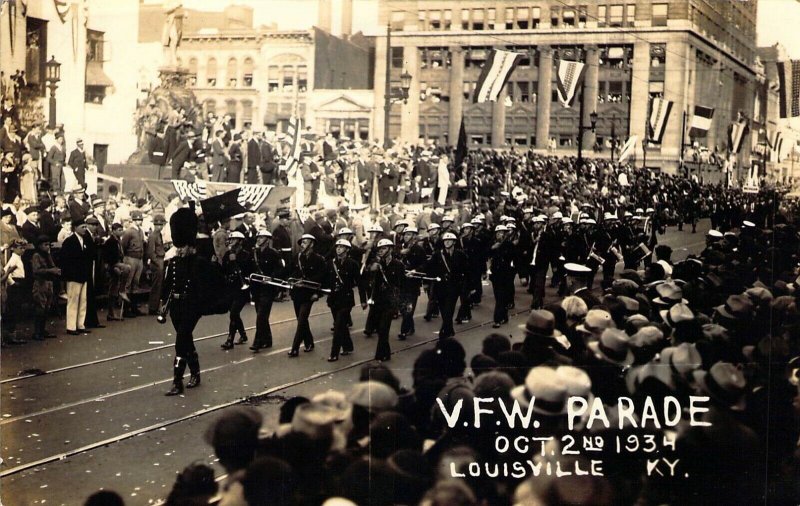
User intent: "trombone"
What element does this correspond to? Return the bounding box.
[247,274,331,294]
[405,270,441,282]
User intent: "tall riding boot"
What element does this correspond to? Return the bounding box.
[221,331,235,350]
[165,356,187,396]
[186,352,201,389]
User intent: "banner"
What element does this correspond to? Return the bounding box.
[776,59,800,119]
[472,49,523,103]
[142,179,294,212]
[618,135,638,164]
[648,97,673,144]
[555,59,586,108]
[727,119,749,154]
[689,105,714,133]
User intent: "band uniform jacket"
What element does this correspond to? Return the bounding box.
[326,256,365,310]
[425,248,467,289]
[251,245,284,296]
[289,250,326,303]
[367,257,404,310]
[271,224,292,253]
[398,241,427,294]
[59,234,92,283]
[489,240,515,283]
[222,249,254,290]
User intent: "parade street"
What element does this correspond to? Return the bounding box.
[0,221,709,506]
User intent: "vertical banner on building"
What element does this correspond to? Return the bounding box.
[617,135,638,164]
[472,49,523,103]
[555,59,586,108]
[688,105,714,136]
[648,97,673,144]
[727,118,749,154]
[776,60,800,119]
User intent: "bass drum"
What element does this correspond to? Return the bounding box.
[195,258,232,316]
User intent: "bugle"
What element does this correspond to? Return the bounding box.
[405,270,441,282]
[156,289,173,324]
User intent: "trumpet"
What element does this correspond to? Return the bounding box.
[248,273,292,290]
[405,270,441,282]
[156,289,173,324]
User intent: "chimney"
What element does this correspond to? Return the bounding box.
[341,0,353,37]
[318,0,332,32]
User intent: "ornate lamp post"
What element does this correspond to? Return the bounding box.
[45,56,61,129]
[576,108,598,172]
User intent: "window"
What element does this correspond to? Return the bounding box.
[188,58,198,86]
[461,9,470,30]
[516,7,529,29]
[462,81,473,100]
[625,5,635,26]
[551,6,560,27]
[472,9,485,30]
[204,99,217,117]
[25,17,47,95]
[282,65,294,91]
[420,47,450,69]
[207,58,217,86]
[241,100,253,128]
[297,66,307,92]
[390,11,404,31]
[578,5,587,27]
[85,29,111,103]
[418,10,427,30]
[267,65,279,92]
[652,4,668,26]
[227,58,237,87]
[429,10,441,29]
[465,47,488,68]
[243,57,254,87]
[226,100,237,126]
[563,9,575,27]
[443,10,452,29]
[598,5,607,27]
[516,81,530,102]
[487,8,496,30]
[391,47,404,69]
[609,5,623,27]
[650,44,666,67]
[86,29,105,63]
[532,7,541,28]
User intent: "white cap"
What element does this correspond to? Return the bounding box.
[708,229,724,238]
[552,211,563,219]
[470,218,482,225]
[494,225,508,232]
[475,214,485,220]
[300,233,316,241]
[404,226,419,234]
[427,223,441,231]
[635,208,644,214]
[335,239,352,248]
[562,217,574,224]
[461,222,475,228]
[742,220,755,228]
[442,214,455,222]
[442,232,457,240]
[367,225,383,233]
[228,231,246,240]
[394,220,409,228]
[565,263,592,273]
[256,229,272,238]
[583,218,597,225]
[506,223,517,230]
[523,208,534,214]
[532,216,546,223]
[645,208,654,213]
[337,227,353,236]
[376,238,394,248]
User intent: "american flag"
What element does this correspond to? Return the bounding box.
[777,60,800,119]
[237,184,273,210]
[472,49,523,103]
[280,117,302,174]
[648,97,673,144]
[555,59,586,108]
[618,135,639,164]
[172,179,208,202]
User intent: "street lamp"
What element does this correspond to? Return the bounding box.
[382,23,413,148]
[45,55,61,129]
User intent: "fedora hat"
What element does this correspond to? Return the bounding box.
[519,310,563,338]
[714,294,753,321]
[510,367,568,416]
[610,278,640,297]
[630,325,664,348]
[626,361,678,395]
[652,281,687,306]
[575,309,614,336]
[692,362,747,411]
[348,381,398,413]
[660,343,702,378]
[659,303,695,327]
[588,328,634,366]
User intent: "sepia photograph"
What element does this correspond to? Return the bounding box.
[1,0,800,504]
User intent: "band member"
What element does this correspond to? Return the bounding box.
[527,216,548,309]
[288,234,326,357]
[221,231,253,350]
[455,222,479,324]
[489,224,515,327]
[424,232,467,340]
[367,238,404,361]
[326,239,366,362]
[162,208,206,396]
[272,208,293,301]
[422,223,441,321]
[361,224,384,337]
[250,229,283,352]
[397,225,426,339]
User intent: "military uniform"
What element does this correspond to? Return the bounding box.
[425,246,468,340]
[250,243,283,351]
[325,253,365,360]
[397,239,426,338]
[288,247,326,355]
[220,245,254,349]
[367,255,405,361]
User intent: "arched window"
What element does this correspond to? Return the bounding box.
[206,58,217,86]
[243,57,254,87]
[282,65,295,92]
[188,57,198,86]
[226,99,237,126]
[204,99,217,117]
[227,58,238,87]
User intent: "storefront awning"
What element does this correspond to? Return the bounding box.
[86,62,114,87]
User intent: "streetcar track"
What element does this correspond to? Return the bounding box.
[1,309,331,384]
[0,308,526,479]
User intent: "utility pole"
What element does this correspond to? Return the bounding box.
[382,23,392,148]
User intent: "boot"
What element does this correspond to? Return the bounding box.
[165,356,186,396]
[235,332,248,345]
[221,334,234,350]
[186,352,201,389]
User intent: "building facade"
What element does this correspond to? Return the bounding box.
[1,0,141,166]
[374,0,759,174]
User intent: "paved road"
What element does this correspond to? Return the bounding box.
[0,221,710,506]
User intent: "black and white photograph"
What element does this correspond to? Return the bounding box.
[1,0,800,504]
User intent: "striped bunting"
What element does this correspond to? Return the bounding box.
[555,59,586,108]
[237,184,273,211]
[472,49,523,103]
[172,179,207,202]
[689,105,714,133]
[776,60,800,119]
[53,0,71,22]
[648,97,673,144]
[280,116,302,174]
[617,135,638,164]
[727,119,749,154]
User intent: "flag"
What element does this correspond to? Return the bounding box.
[370,172,380,211]
[237,184,273,210]
[618,135,638,164]
[53,0,70,22]
[200,189,248,223]
[648,97,673,144]
[453,118,468,170]
[727,119,749,154]
[689,105,714,133]
[280,116,302,174]
[555,59,586,108]
[295,207,311,225]
[172,179,208,202]
[776,60,800,118]
[472,49,523,103]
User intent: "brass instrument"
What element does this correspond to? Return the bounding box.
[587,242,605,266]
[156,289,173,324]
[405,270,441,282]
[247,273,330,294]
[634,242,652,262]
